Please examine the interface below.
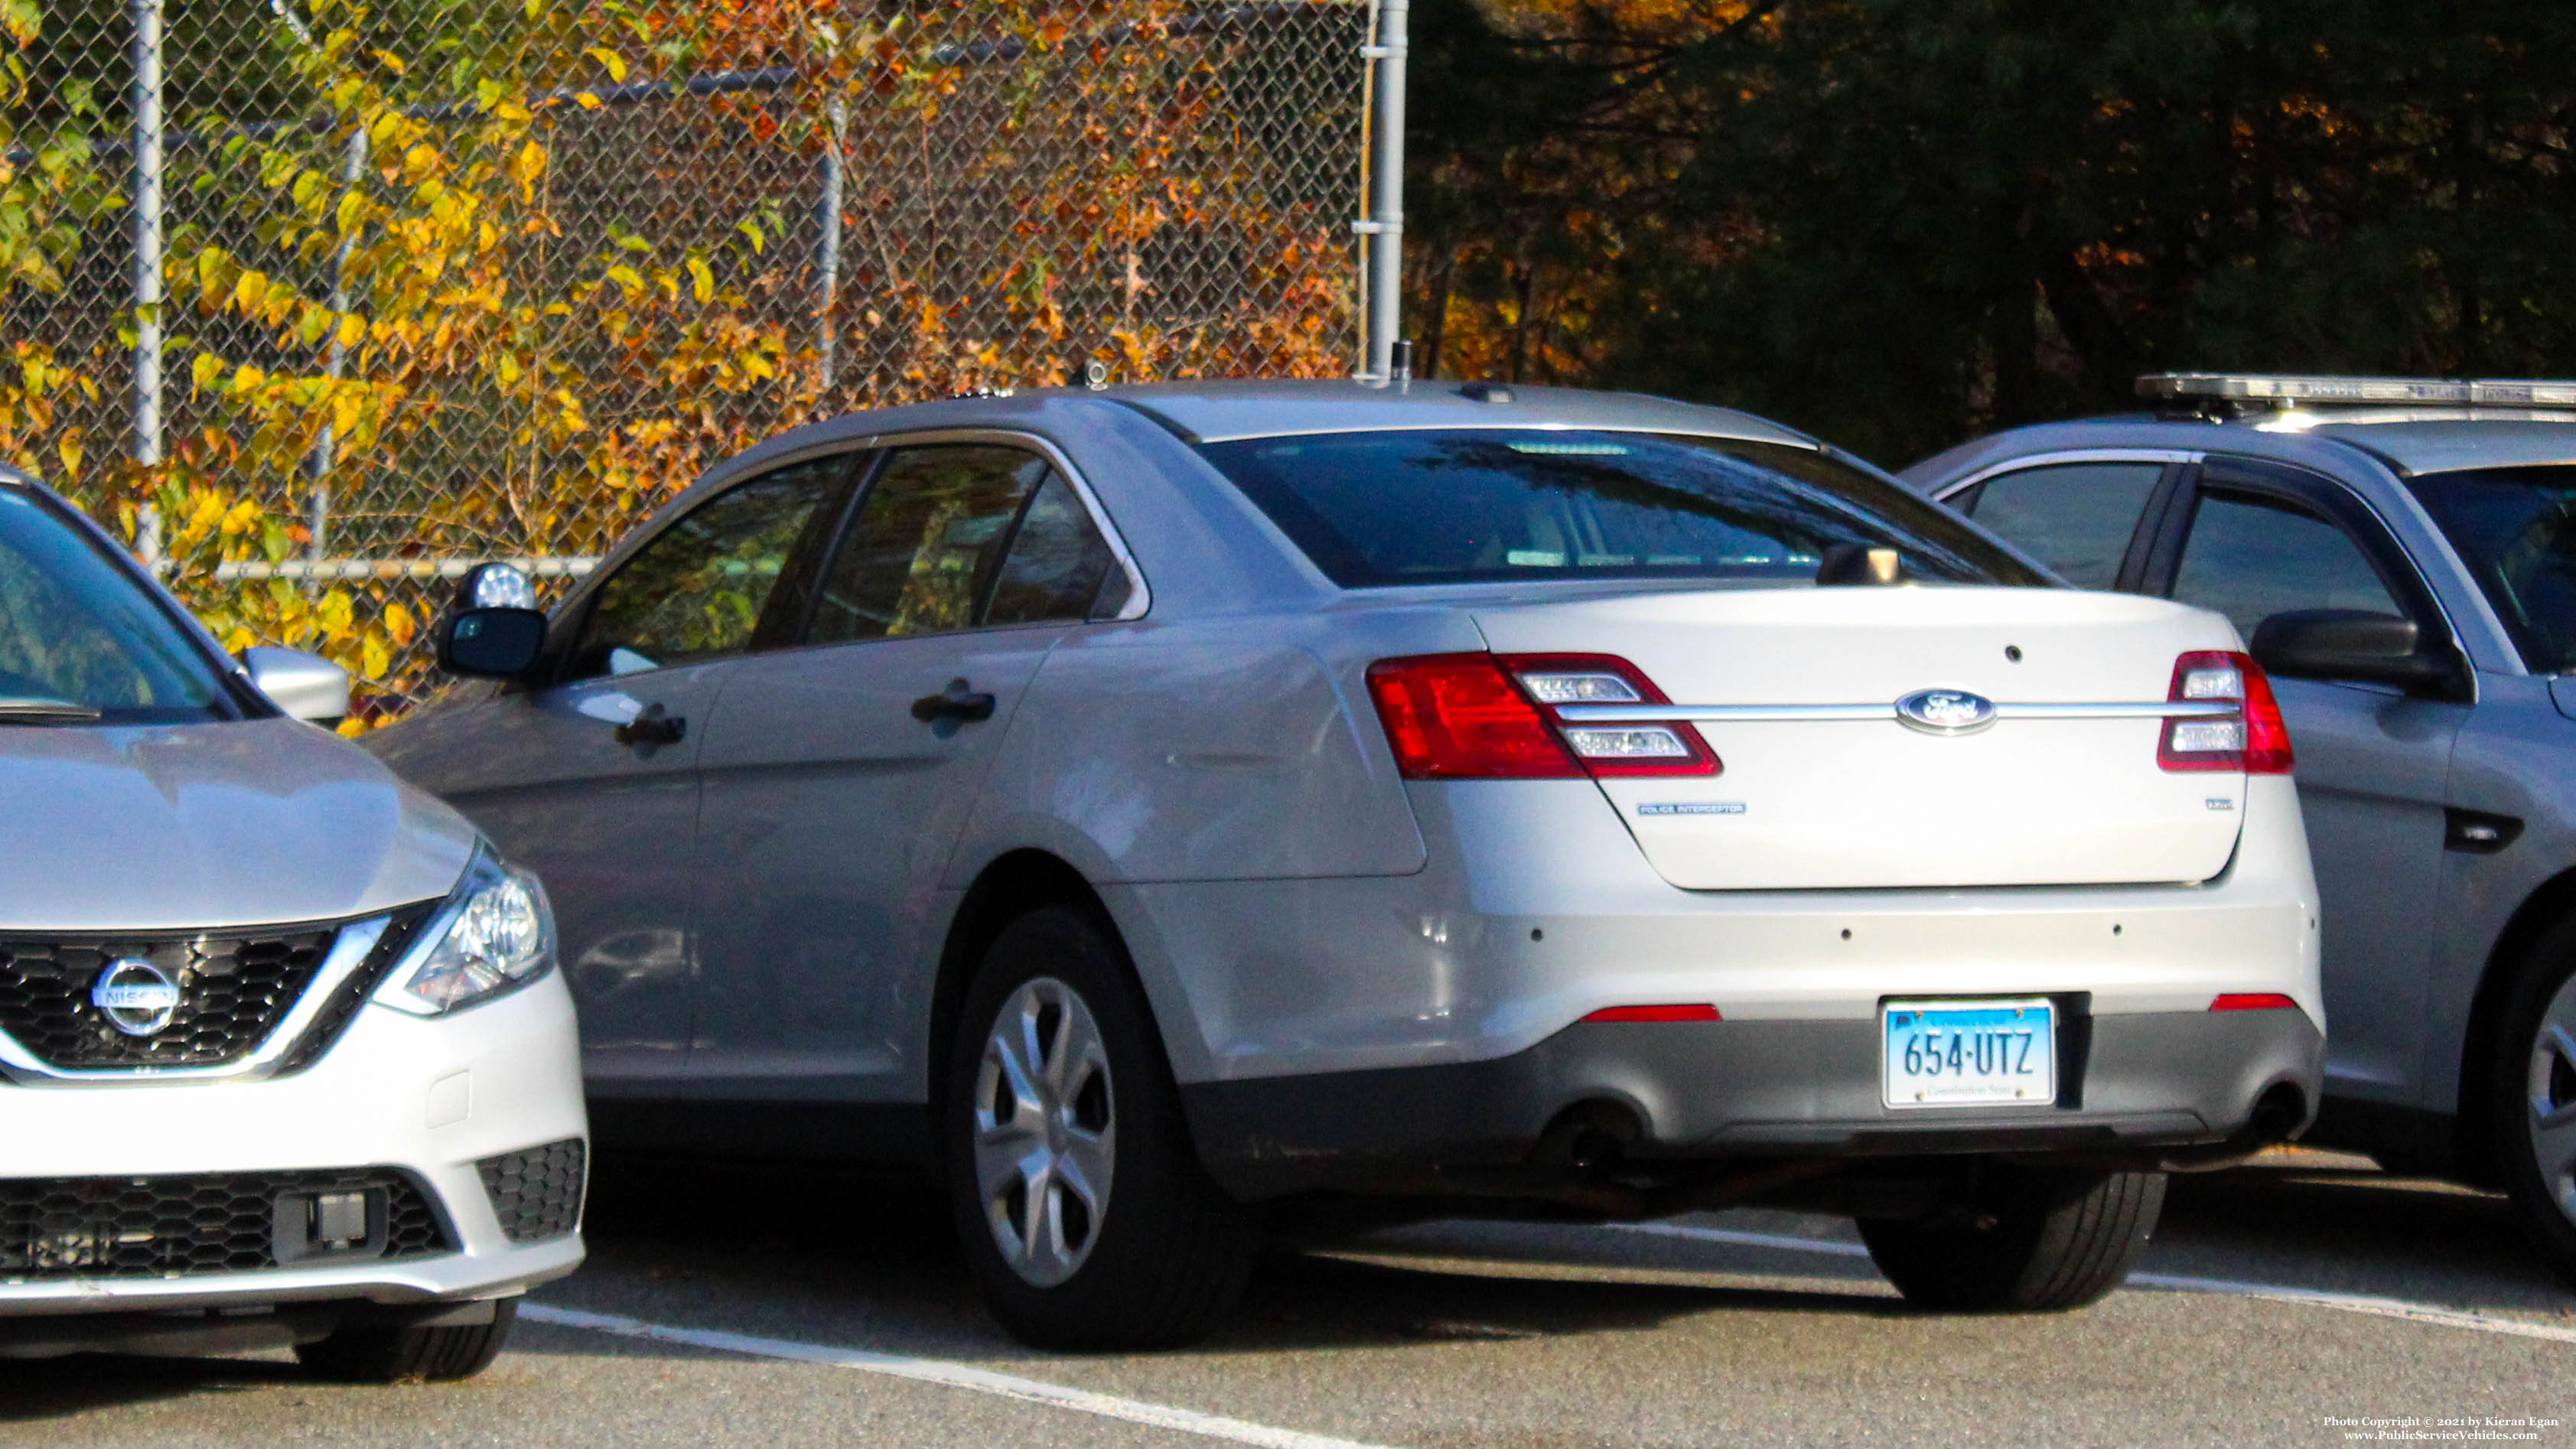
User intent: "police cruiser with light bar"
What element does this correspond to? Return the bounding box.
[373,378,2324,1348]
[1908,372,2576,1288]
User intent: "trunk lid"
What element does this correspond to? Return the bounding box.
[1471,586,2249,890]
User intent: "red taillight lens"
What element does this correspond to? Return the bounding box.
[2239,660,2294,774]
[2209,992,2298,1011]
[1366,652,1719,780]
[1582,1003,1722,1023]
[2159,650,2294,776]
[1500,653,1720,778]
[1366,654,1583,779]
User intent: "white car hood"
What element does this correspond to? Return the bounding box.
[0,716,477,933]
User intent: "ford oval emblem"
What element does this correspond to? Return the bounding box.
[91,959,181,1037]
[1895,688,1998,735]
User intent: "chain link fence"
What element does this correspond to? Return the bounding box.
[2,1,1373,720]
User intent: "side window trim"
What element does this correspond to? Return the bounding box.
[1934,448,2196,594]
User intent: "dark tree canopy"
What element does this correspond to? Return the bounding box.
[1408,0,2576,465]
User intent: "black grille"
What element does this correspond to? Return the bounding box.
[0,903,444,1074]
[477,1139,586,1243]
[0,1169,454,1281]
[0,928,335,1069]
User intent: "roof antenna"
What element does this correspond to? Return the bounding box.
[1390,337,1414,383]
[1083,360,1111,392]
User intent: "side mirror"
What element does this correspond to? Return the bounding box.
[2249,609,2457,693]
[241,646,351,724]
[438,562,549,679]
[440,608,547,677]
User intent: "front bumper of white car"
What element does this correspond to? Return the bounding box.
[0,966,586,1322]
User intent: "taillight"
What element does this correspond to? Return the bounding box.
[1366,654,1583,779]
[2158,650,2294,775]
[1501,653,1720,778]
[1364,652,1718,780]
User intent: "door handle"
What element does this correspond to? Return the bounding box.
[911,679,998,724]
[614,702,687,747]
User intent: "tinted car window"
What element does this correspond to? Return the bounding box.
[809,445,1051,644]
[2171,490,2399,639]
[1959,461,2163,590]
[2405,465,2576,673]
[570,456,847,679]
[985,473,1121,627]
[0,489,233,722]
[1197,431,2045,588]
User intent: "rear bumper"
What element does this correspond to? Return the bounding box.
[1182,1008,2325,1200]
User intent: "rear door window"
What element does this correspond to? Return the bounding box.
[1954,461,2164,590]
[2169,490,2400,639]
[806,444,1054,645]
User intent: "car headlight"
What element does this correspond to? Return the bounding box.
[372,847,556,1016]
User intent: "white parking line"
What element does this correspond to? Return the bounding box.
[516,1303,1398,1449]
[1600,1221,2576,1346]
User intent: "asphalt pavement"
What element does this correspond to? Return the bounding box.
[5,1151,2571,1449]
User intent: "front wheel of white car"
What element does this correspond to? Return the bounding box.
[1859,1164,2165,1312]
[943,907,1259,1349]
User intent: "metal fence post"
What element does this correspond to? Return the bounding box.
[815,91,848,388]
[309,126,370,564]
[129,0,164,563]
[1354,0,1406,382]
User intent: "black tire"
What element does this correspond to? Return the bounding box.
[2490,917,2576,1289]
[295,1298,516,1383]
[1859,1164,2165,1312]
[943,906,1259,1350]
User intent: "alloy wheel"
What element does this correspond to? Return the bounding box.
[972,975,1116,1287]
[2530,972,2576,1226]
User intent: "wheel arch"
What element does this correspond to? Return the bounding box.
[2454,863,2576,1186]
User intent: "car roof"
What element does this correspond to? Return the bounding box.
[1904,412,2576,491]
[2301,416,2576,474]
[1097,378,1819,447]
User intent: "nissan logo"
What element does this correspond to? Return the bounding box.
[91,959,181,1037]
[1895,688,1998,736]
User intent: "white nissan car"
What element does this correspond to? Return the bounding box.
[0,469,585,1380]
[377,379,2323,1347]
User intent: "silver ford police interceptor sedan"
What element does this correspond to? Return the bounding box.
[0,469,585,1379]
[371,379,2325,1348]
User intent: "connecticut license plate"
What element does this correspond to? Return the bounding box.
[1881,998,2056,1109]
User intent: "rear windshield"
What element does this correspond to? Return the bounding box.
[0,487,236,724]
[2404,464,2576,673]
[1196,430,2046,589]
